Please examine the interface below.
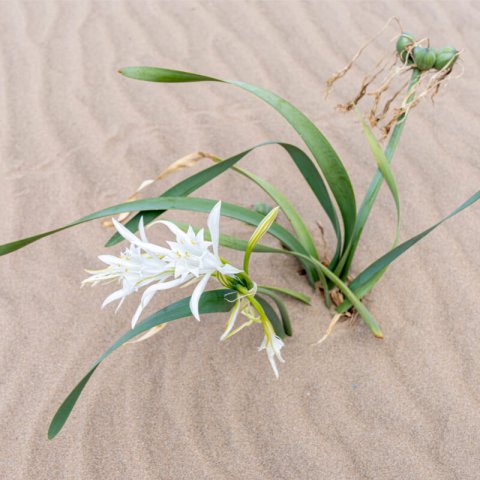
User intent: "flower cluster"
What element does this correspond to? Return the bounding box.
[83,201,285,377]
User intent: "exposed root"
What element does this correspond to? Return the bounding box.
[325,16,402,97]
[326,21,463,137]
[330,290,344,308]
[315,313,343,345]
[315,220,330,262]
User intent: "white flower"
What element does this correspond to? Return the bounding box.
[82,218,170,312]
[84,201,240,328]
[259,321,285,379]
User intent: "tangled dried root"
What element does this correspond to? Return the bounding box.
[325,18,463,139]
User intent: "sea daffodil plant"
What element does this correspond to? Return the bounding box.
[0,26,478,439]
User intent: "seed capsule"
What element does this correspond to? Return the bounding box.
[413,47,437,71]
[434,46,458,70]
[396,32,415,63]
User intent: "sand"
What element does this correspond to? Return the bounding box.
[1,1,479,478]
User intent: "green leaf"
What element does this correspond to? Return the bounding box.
[48,289,234,440]
[119,67,355,259]
[0,196,307,259]
[253,202,273,215]
[257,285,311,305]
[280,143,342,268]
[336,111,401,278]
[255,295,286,339]
[257,288,293,336]
[340,69,421,278]
[337,190,480,312]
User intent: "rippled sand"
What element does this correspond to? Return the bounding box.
[1,1,479,478]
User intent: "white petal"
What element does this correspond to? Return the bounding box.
[217,263,242,275]
[112,218,170,256]
[138,217,149,243]
[208,201,221,257]
[157,220,189,240]
[267,350,280,379]
[112,218,143,245]
[131,275,190,328]
[97,254,125,266]
[131,302,146,329]
[189,273,211,321]
[220,299,241,340]
[102,288,129,309]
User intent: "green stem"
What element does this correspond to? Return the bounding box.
[237,286,269,323]
[339,68,422,280]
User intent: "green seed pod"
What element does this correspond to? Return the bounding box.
[396,32,415,63]
[413,46,437,71]
[434,46,458,70]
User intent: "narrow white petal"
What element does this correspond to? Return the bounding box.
[112,218,143,245]
[97,254,125,266]
[217,263,242,275]
[157,220,189,240]
[208,201,221,257]
[138,217,149,243]
[131,301,146,329]
[189,273,211,321]
[102,288,128,309]
[268,352,280,379]
[131,275,190,328]
[143,275,190,299]
[112,218,170,256]
[220,300,241,340]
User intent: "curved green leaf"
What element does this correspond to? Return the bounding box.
[0,197,307,259]
[48,289,234,439]
[337,190,480,312]
[336,111,401,278]
[119,67,356,256]
[257,288,293,336]
[280,143,342,268]
[340,69,421,278]
[258,285,311,305]
[255,295,286,339]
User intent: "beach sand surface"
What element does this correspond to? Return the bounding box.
[1,1,479,479]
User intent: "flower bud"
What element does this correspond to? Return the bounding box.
[413,47,437,71]
[396,32,415,63]
[434,46,458,70]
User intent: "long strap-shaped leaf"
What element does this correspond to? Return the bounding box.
[335,114,402,283]
[340,69,422,279]
[0,197,306,257]
[48,289,234,439]
[336,190,480,312]
[119,67,356,256]
[280,144,342,268]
